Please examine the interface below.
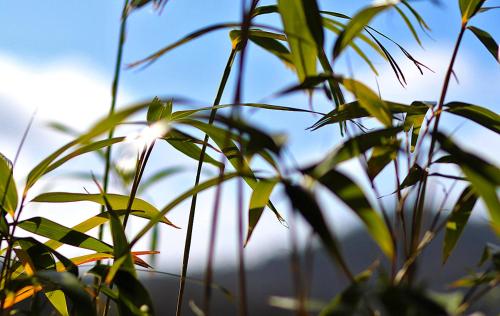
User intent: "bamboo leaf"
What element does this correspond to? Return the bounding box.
[0,153,18,216]
[278,0,318,82]
[367,140,400,180]
[404,102,430,152]
[342,78,392,127]
[36,271,96,316]
[163,129,222,167]
[246,179,278,245]
[333,4,391,58]
[459,0,486,21]
[305,168,394,258]
[17,217,113,253]
[312,126,403,176]
[444,102,500,133]
[443,186,478,263]
[468,26,499,63]
[147,97,172,123]
[31,192,178,228]
[436,132,500,234]
[284,183,350,274]
[45,290,69,316]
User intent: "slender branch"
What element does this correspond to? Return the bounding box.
[175,48,237,316]
[407,22,467,284]
[100,0,130,241]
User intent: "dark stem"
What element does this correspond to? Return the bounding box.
[100,0,130,241]
[407,23,467,284]
[175,48,236,316]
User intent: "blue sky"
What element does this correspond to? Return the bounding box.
[0,0,498,270]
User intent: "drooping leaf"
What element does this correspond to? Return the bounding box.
[468,26,499,63]
[36,271,96,316]
[0,153,18,216]
[17,237,78,276]
[45,290,69,316]
[443,186,478,263]
[31,192,178,228]
[444,102,500,134]
[246,179,278,245]
[367,140,400,180]
[436,132,500,234]
[17,217,113,253]
[404,101,430,152]
[284,183,352,278]
[305,168,394,258]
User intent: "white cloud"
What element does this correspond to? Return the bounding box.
[0,53,130,132]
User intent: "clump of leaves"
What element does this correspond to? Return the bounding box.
[1,0,498,315]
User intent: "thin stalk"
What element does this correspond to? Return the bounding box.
[0,112,35,313]
[202,162,225,316]
[230,1,260,315]
[175,48,237,316]
[407,22,467,284]
[103,143,154,316]
[99,0,130,241]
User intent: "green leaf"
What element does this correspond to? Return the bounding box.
[394,5,422,47]
[89,265,154,315]
[399,164,426,192]
[284,183,352,277]
[163,128,222,168]
[131,172,241,245]
[26,102,152,191]
[45,290,69,316]
[17,237,78,276]
[312,126,403,176]
[0,153,18,215]
[342,78,392,127]
[306,168,394,258]
[436,132,500,234]
[246,179,278,245]
[443,186,478,263]
[147,97,172,123]
[31,192,178,228]
[310,100,428,130]
[17,217,113,253]
[459,0,486,21]
[333,4,391,58]
[128,23,242,68]
[230,29,294,68]
[444,102,499,133]
[36,271,96,316]
[404,101,430,152]
[367,141,400,180]
[278,0,318,82]
[468,26,499,63]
